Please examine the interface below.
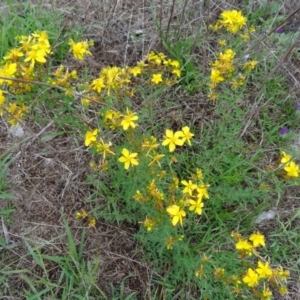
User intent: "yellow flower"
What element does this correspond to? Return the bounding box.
[242,268,259,287]
[218,49,236,63]
[243,60,258,71]
[91,77,105,93]
[249,232,265,247]
[170,60,180,68]
[162,129,184,152]
[120,108,138,130]
[236,239,253,251]
[88,216,96,228]
[130,66,142,76]
[278,286,288,295]
[220,10,247,33]
[196,184,210,199]
[142,136,159,154]
[118,148,139,170]
[0,62,17,84]
[274,265,290,280]
[261,285,272,299]
[280,151,291,164]
[3,48,24,61]
[218,40,226,47]
[0,90,5,115]
[151,73,163,84]
[68,39,92,60]
[24,48,47,65]
[172,69,181,77]
[81,98,90,106]
[240,32,249,41]
[256,261,272,279]
[147,153,165,167]
[84,129,98,147]
[180,126,194,145]
[75,210,88,218]
[95,139,115,158]
[181,180,197,195]
[284,161,299,177]
[189,198,204,215]
[210,69,224,84]
[195,264,204,277]
[166,205,186,226]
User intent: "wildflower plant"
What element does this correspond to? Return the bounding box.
[0,6,297,298]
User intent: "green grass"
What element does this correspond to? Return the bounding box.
[0,0,300,299]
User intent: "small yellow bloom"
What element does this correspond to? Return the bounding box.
[278,286,288,295]
[118,148,139,170]
[0,90,5,115]
[249,232,265,247]
[3,48,24,61]
[195,264,204,277]
[243,60,258,71]
[75,210,88,218]
[170,60,180,68]
[91,77,105,93]
[147,153,165,167]
[189,198,204,215]
[210,69,224,84]
[280,151,291,164]
[24,48,47,65]
[162,129,184,152]
[172,69,181,77]
[120,108,138,130]
[256,261,272,279]
[84,129,98,147]
[166,205,186,226]
[151,73,163,84]
[95,139,115,159]
[196,184,210,199]
[180,126,194,145]
[81,98,90,106]
[0,62,17,84]
[68,39,92,60]
[261,285,272,299]
[181,180,197,195]
[242,268,259,287]
[275,266,290,279]
[218,40,226,47]
[236,239,253,251]
[219,10,247,33]
[88,216,96,228]
[284,161,299,177]
[130,66,142,76]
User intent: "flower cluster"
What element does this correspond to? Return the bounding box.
[227,231,289,298]
[162,126,194,152]
[0,31,52,125]
[278,151,299,178]
[208,10,258,101]
[84,51,181,103]
[196,232,289,298]
[211,10,247,34]
[207,46,258,100]
[134,168,208,234]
